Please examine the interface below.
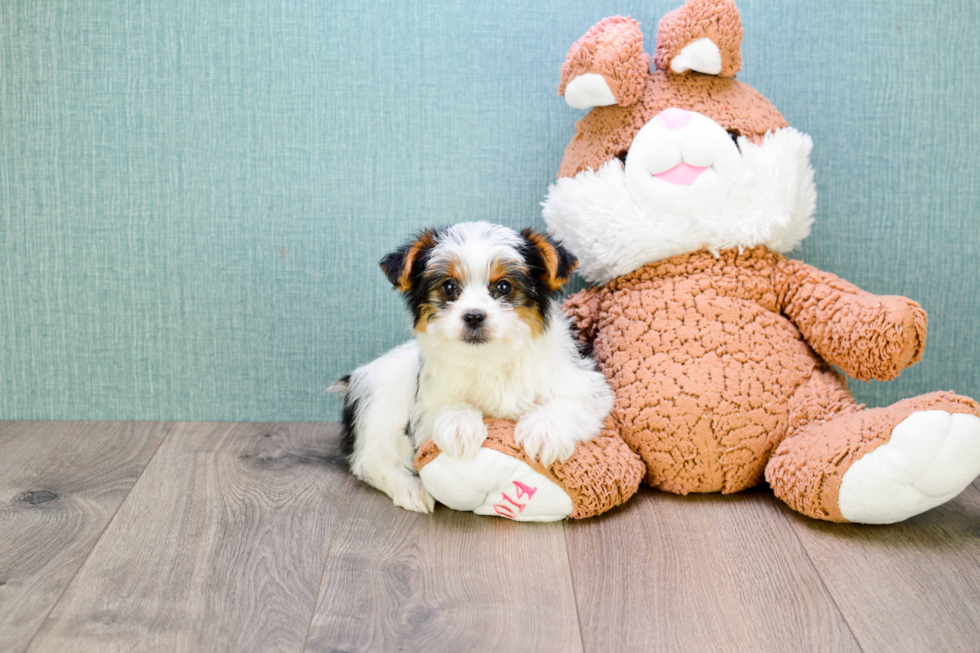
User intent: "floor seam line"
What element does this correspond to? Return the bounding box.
[562,520,589,653]
[777,502,867,653]
[20,420,178,652]
[300,471,351,652]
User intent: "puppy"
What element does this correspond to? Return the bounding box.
[332,222,614,513]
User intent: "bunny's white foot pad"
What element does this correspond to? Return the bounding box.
[418,448,573,522]
[838,410,980,524]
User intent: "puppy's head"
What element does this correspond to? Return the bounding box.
[380,222,576,346]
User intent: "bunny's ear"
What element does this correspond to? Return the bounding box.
[558,16,650,110]
[654,0,743,77]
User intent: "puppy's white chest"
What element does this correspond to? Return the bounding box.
[468,382,535,420]
[424,359,538,420]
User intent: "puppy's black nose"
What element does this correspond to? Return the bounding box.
[463,310,486,328]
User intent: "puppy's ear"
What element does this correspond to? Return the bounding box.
[521,228,577,291]
[379,229,439,292]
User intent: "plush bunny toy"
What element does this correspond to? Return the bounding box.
[417,0,980,524]
[542,0,980,523]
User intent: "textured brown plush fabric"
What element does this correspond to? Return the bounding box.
[557,70,787,178]
[776,258,927,381]
[766,392,980,522]
[558,16,650,108]
[654,0,743,76]
[415,417,645,519]
[561,247,978,514]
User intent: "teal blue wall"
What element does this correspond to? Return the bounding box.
[1,1,978,421]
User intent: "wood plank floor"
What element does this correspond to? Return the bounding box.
[2,422,979,653]
[0,421,173,652]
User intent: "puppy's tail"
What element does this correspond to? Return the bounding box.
[328,375,356,465]
[327,376,350,394]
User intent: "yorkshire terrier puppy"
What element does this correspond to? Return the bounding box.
[332,222,613,512]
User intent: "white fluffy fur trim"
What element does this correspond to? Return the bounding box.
[542,127,817,285]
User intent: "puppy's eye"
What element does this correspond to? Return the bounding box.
[726,130,741,148]
[493,280,512,297]
[441,279,459,298]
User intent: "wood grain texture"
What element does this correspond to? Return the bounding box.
[305,479,584,653]
[7,421,980,652]
[784,483,980,653]
[26,422,348,653]
[0,421,171,653]
[564,487,861,653]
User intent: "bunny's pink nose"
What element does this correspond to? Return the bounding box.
[654,107,691,130]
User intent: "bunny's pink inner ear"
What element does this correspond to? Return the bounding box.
[558,16,650,110]
[653,0,743,77]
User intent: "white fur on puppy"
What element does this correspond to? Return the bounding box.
[335,341,435,513]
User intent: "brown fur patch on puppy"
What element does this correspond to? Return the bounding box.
[490,256,549,337]
[412,254,462,333]
[515,306,547,337]
[520,229,577,291]
[380,228,451,330]
[379,229,440,292]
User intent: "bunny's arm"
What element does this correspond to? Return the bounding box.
[562,287,603,345]
[774,258,927,381]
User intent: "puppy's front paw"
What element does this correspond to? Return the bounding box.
[515,412,576,467]
[432,405,488,459]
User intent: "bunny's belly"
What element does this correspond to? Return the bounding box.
[595,294,824,494]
